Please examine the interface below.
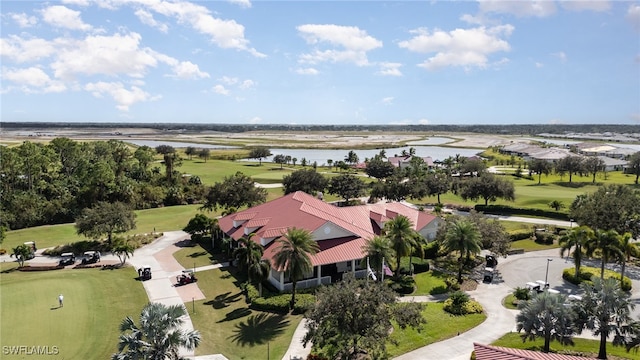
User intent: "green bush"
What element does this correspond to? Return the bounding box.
[475,204,569,220]
[443,291,483,315]
[534,231,555,245]
[423,241,441,259]
[240,282,260,303]
[389,275,415,294]
[250,293,316,314]
[445,277,461,291]
[413,262,430,274]
[513,287,531,301]
[509,231,532,242]
[562,267,632,291]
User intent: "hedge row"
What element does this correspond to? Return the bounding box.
[250,293,315,314]
[443,298,483,315]
[562,267,632,291]
[475,205,569,221]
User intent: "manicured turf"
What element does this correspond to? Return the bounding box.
[502,294,519,310]
[492,332,637,359]
[386,302,486,357]
[189,267,302,359]
[173,241,227,269]
[413,270,449,296]
[0,263,148,359]
[511,238,560,252]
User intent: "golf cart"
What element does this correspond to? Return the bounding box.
[138,266,152,281]
[81,251,101,264]
[483,267,495,283]
[485,255,498,268]
[59,252,76,266]
[176,269,197,286]
[525,282,542,293]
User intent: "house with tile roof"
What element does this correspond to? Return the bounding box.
[218,191,441,291]
[473,343,595,360]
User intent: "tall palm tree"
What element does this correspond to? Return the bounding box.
[273,227,319,310]
[573,277,635,360]
[112,302,201,360]
[361,235,393,281]
[442,219,481,283]
[384,215,417,277]
[516,292,575,353]
[248,259,271,297]
[559,225,594,278]
[585,229,624,279]
[618,232,638,287]
[233,233,263,273]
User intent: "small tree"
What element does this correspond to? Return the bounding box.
[201,172,267,213]
[10,244,32,267]
[303,276,425,359]
[248,146,271,165]
[111,239,135,266]
[197,148,210,162]
[548,200,565,211]
[442,219,481,283]
[75,201,137,245]
[282,168,328,195]
[327,173,366,204]
[517,291,575,353]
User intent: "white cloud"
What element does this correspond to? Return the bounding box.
[295,67,319,75]
[377,62,402,76]
[84,81,159,111]
[627,4,640,31]
[62,0,90,6]
[219,76,239,85]
[381,97,394,105]
[552,51,568,63]
[229,0,252,9]
[213,84,229,95]
[51,33,158,80]
[11,13,37,28]
[170,61,210,79]
[117,0,265,57]
[249,116,262,124]
[3,67,66,93]
[478,0,557,17]
[0,36,57,63]
[418,118,430,125]
[535,62,544,68]
[135,9,169,33]
[297,24,382,66]
[40,5,92,31]
[399,25,513,70]
[559,1,611,12]
[239,79,255,89]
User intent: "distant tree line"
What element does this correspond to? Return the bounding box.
[0,138,207,230]
[3,122,638,137]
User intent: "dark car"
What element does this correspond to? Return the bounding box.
[59,252,76,266]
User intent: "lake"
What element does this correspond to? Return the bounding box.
[125,139,238,149]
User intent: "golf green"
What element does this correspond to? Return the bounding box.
[0,264,148,359]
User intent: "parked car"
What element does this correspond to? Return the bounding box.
[81,251,101,264]
[59,252,76,266]
[138,266,152,281]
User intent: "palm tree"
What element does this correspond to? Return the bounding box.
[585,229,624,279]
[618,232,638,287]
[273,227,319,310]
[516,291,576,353]
[384,215,417,277]
[442,219,481,283]
[559,225,593,278]
[361,235,393,281]
[233,233,262,273]
[248,259,271,297]
[573,277,635,360]
[112,302,201,360]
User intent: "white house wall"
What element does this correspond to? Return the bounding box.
[419,218,440,240]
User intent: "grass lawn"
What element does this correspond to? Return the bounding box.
[413,270,449,295]
[492,332,637,359]
[502,294,519,310]
[511,238,559,252]
[173,241,228,269]
[386,302,486,357]
[189,267,302,359]
[0,263,148,359]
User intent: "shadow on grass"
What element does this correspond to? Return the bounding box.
[429,285,448,295]
[218,307,252,323]
[229,312,290,346]
[204,291,243,309]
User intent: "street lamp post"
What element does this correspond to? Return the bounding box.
[544,258,553,289]
[570,219,574,228]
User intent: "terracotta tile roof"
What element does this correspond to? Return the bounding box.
[218,191,439,266]
[473,343,595,360]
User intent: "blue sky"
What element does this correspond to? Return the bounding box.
[1,0,639,125]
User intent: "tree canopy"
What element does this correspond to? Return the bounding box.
[201,172,267,213]
[327,174,367,203]
[303,276,425,360]
[516,291,575,353]
[282,168,328,195]
[570,184,640,236]
[458,174,515,206]
[273,227,319,309]
[75,201,136,244]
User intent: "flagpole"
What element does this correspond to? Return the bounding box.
[366,257,370,284]
[381,257,385,282]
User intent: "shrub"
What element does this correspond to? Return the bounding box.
[509,231,532,242]
[413,262,430,274]
[423,241,440,259]
[389,275,415,294]
[445,277,461,291]
[562,267,632,291]
[19,265,64,271]
[443,291,483,315]
[534,231,555,245]
[513,287,531,301]
[0,249,6,255]
[250,293,316,314]
[240,282,260,303]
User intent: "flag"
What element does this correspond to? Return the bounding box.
[384,264,393,277]
[367,258,377,281]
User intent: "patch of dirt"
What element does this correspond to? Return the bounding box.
[460,279,478,291]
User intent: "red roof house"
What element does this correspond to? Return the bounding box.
[473,343,595,360]
[218,191,440,291]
